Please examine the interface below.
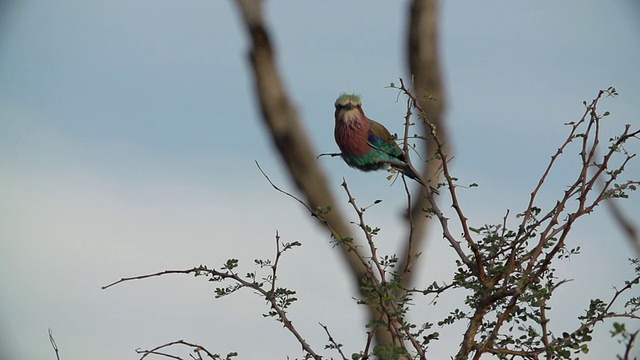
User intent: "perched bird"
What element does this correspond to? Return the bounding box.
[334,93,424,186]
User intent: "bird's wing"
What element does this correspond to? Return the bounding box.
[367,120,404,160]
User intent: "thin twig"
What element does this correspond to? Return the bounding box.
[341,179,386,281]
[319,323,348,360]
[400,176,418,280]
[49,329,61,360]
[136,340,218,360]
[271,231,281,295]
[256,161,376,278]
[104,262,322,358]
[102,269,201,290]
[316,152,342,159]
[623,330,639,360]
[396,79,474,271]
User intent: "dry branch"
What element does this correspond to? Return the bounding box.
[232,0,367,286]
[399,0,448,289]
[232,0,407,351]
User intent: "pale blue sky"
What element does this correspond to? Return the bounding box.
[1,1,639,359]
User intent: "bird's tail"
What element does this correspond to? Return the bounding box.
[396,164,440,195]
[407,170,426,187]
[395,163,426,187]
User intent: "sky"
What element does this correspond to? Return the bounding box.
[1,1,639,359]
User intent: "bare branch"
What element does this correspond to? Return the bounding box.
[319,323,349,360]
[231,0,367,286]
[231,1,421,349]
[256,162,376,279]
[49,329,61,360]
[341,179,386,281]
[395,80,474,271]
[623,329,639,360]
[316,152,342,159]
[103,258,322,359]
[136,339,219,360]
[400,0,449,291]
[102,269,200,290]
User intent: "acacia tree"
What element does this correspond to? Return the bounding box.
[100,1,640,359]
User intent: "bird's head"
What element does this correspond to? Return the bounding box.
[334,93,365,124]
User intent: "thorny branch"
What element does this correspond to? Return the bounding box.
[392,82,639,359]
[623,330,639,360]
[257,162,430,358]
[231,0,368,289]
[395,79,475,271]
[320,323,348,360]
[341,179,387,282]
[400,176,419,281]
[558,274,640,340]
[485,273,640,359]
[400,0,448,293]
[232,0,406,350]
[259,162,432,358]
[340,178,427,359]
[255,161,378,284]
[471,90,638,359]
[103,234,322,360]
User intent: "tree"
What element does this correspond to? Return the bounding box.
[100,1,640,359]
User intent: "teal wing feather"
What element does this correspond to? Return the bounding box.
[367,120,405,161]
[367,120,423,183]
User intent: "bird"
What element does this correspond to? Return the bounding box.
[333,93,425,186]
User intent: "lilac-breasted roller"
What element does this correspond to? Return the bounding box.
[334,93,424,186]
